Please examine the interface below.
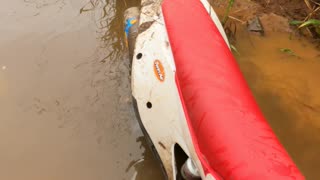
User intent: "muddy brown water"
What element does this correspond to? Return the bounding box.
[0,0,163,180]
[236,30,320,180]
[0,0,319,180]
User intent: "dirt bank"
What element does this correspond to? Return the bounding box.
[210,0,320,41]
[254,0,320,20]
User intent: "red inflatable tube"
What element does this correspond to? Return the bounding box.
[162,0,305,179]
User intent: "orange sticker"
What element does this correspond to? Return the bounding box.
[153,60,165,82]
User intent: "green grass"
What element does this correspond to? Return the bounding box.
[290,19,320,36]
[222,0,235,25]
[290,0,320,37]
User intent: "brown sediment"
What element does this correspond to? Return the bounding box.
[253,0,320,20]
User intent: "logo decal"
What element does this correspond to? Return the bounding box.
[153,60,165,82]
[124,18,138,47]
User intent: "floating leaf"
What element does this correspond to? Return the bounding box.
[280,48,295,55]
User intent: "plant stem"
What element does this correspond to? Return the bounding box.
[222,0,235,25]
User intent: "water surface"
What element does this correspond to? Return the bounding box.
[0,0,163,179]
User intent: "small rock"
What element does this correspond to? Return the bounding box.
[259,13,292,33]
[247,16,265,36]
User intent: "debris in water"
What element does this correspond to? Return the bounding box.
[280,48,299,57]
[247,17,264,36]
[280,48,294,54]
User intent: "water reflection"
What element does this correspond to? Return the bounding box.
[0,0,164,179]
[83,0,165,179]
[80,0,140,62]
[126,137,165,180]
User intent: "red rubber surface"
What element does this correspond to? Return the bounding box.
[162,0,304,179]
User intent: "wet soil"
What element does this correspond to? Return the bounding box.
[254,0,320,20]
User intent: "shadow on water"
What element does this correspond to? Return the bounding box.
[79,0,166,179]
[126,136,166,180]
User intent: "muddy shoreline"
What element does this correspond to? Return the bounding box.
[254,0,320,20]
[210,0,320,41]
